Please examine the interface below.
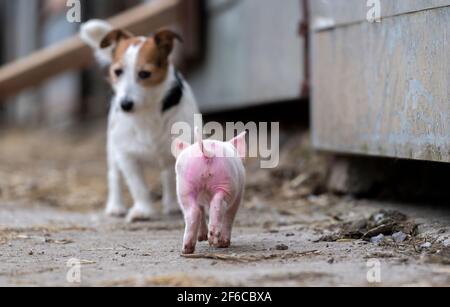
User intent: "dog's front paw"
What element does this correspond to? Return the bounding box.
[162,198,182,216]
[163,206,182,216]
[126,205,155,223]
[105,203,128,217]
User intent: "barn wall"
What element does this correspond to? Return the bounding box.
[311,2,450,162]
[310,0,450,29]
[188,0,304,113]
[0,0,5,121]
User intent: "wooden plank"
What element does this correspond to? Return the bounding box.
[312,6,450,162]
[0,0,180,100]
[310,0,450,31]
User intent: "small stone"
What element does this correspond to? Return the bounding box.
[276,244,289,251]
[327,258,334,264]
[285,233,295,237]
[28,250,34,256]
[392,232,407,243]
[420,242,432,250]
[443,239,450,248]
[373,213,386,225]
[436,236,446,243]
[371,234,385,245]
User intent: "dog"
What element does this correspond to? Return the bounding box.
[80,20,199,222]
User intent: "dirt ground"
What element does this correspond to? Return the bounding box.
[0,125,449,287]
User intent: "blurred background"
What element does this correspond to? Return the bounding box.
[0,0,449,232]
[0,0,449,228]
[0,0,449,287]
[1,0,448,168]
[0,0,305,126]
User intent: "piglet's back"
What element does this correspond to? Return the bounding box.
[176,140,245,199]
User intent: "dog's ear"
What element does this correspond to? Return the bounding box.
[154,29,183,60]
[80,20,119,66]
[100,29,133,49]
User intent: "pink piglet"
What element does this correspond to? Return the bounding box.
[173,128,246,254]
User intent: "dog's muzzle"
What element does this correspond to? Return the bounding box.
[121,100,134,112]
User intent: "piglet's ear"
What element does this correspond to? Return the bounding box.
[172,138,190,158]
[229,132,247,159]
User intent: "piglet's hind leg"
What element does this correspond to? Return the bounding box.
[198,207,208,242]
[181,198,202,254]
[208,192,230,248]
[221,195,241,247]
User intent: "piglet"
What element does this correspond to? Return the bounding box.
[173,128,246,254]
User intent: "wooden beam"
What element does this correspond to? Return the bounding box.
[0,0,180,100]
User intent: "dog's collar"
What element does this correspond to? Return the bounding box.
[161,70,184,113]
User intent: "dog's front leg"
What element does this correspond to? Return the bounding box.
[118,155,156,222]
[105,155,127,217]
[161,168,181,215]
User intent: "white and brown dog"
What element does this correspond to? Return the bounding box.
[80,20,198,222]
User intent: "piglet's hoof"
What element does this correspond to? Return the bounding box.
[182,244,196,255]
[208,232,231,248]
[126,206,155,223]
[198,233,208,242]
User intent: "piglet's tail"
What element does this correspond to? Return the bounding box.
[195,127,214,159]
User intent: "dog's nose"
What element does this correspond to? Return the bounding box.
[121,100,134,112]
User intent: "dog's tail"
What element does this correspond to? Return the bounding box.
[195,127,214,159]
[80,19,114,65]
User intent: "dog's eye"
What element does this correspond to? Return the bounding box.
[138,71,152,80]
[114,69,123,77]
